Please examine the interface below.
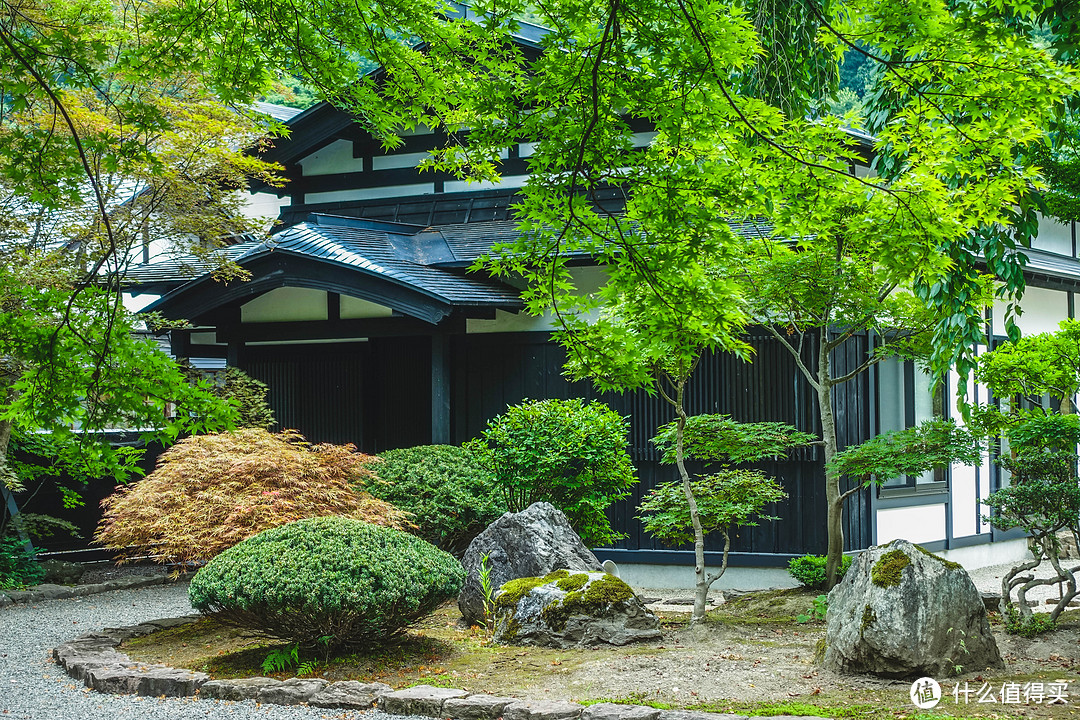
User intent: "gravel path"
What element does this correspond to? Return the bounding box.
[0,581,408,720]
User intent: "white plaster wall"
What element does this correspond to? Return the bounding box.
[298,139,365,176]
[938,538,1033,569]
[614,563,800,591]
[340,295,393,319]
[518,132,656,159]
[122,292,159,313]
[876,504,947,545]
[993,285,1069,337]
[241,287,328,322]
[305,183,436,204]
[950,463,978,538]
[444,175,529,194]
[372,151,432,171]
[238,191,291,225]
[1031,214,1074,256]
[466,266,607,334]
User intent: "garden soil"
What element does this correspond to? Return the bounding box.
[121,587,1080,718]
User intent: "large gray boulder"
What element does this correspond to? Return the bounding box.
[458,502,602,627]
[493,570,661,648]
[823,539,1003,678]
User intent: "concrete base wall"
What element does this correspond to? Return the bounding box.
[938,538,1033,570]
[614,538,1034,591]
[614,563,800,591]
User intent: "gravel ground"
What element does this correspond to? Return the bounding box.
[0,581,413,720]
[966,559,1079,607]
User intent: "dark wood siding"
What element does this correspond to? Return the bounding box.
[452,329,873,556]
[235,327,875,557]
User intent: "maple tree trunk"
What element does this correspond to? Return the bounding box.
[817,336,844,590]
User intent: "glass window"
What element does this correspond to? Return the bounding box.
[875,357,946,490]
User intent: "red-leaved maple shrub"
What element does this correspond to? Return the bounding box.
[95,429,409,565]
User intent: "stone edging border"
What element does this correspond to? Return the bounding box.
[53,616,833,720]
[1,573,176,606]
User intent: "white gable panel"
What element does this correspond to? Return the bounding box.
[241,287,328,323]
[299,139,365,176]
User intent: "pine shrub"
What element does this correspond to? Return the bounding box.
[188,516,465,650]
[369,445,506,556]
[95,429,408,565]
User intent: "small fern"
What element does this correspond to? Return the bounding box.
[261,643,300,674]
[297,660,319,677]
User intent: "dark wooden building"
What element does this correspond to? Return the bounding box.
[122,93,1080,574]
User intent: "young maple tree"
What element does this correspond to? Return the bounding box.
[639,415,813,621]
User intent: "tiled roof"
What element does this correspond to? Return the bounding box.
[122,241,262,289]
[253,102,306,122]
[128,214,524,309]
[257,217,523,306]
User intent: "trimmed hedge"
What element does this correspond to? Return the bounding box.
[369,445,505,556]
[188,516,464,651]
[787,553,853,590]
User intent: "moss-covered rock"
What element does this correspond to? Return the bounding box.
[823,539,1002,679]
[492,570,660,648]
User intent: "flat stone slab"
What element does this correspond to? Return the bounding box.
[379,684,469,716]
[657,711,750,720]
[309,680,392,709]
[503,699,585,720]
[583,703,662,720]
[200,677,282,700]
[5,575,169,603]
[257,677,329,705]
[443,693,517,720]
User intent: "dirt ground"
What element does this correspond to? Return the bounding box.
[121,587,1080,719]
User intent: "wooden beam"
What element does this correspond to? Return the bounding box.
[431,334,450,444]
[216,314,468,343]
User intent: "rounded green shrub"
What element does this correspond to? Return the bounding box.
[369,445,506,556]
[188,516,464,651]
[787,553,853,590]
[473,398,636,547]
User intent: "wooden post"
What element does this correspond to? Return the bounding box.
[431,334,450,444]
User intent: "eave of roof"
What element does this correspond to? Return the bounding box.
[138,213,524,324]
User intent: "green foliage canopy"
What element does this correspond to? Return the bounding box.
[637,469,787,547]
[652,415,815,466]
[828,420,983,483]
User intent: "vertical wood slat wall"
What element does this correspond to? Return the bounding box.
[239,328,875,557]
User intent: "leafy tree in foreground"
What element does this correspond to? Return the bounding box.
[0,0,289,496]
[640,415,812,620]
[95,429,408,566]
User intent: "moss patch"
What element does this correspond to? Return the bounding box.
[871,549,911,588]
[540,574,637,631]
[555,573,589,593]
[861,604,876,633]
[496,576,547,610]
[914,543,962,570]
